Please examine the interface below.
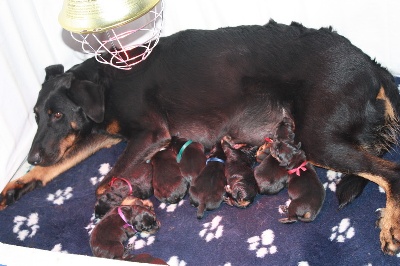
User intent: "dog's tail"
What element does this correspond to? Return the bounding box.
[197,203,206,219]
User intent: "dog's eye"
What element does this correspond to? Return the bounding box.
[53,112,63,120]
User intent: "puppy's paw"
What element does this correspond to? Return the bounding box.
[279,217,297,224]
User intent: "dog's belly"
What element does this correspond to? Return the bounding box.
[168,103,287,148]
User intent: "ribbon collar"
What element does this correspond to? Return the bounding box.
[176,139,193,163]
[109,177,133,195]
[287,161,308,176]
[265,137,273,143]
[117,206,136,231]
[206,157,225,165]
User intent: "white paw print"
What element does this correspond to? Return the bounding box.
[90,163,111,185]
[127,232,156,250]
[159,200,185,212]
[329,218,355,242]
[199,215,224,242]
[13,213,40,241]
[323,170,342,192]
[247,229,278,258]
[51,243,68,253]
[85,213,99,235]
[167,256,187,266]
[46,187,73,205]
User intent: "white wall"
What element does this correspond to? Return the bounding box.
[1,0,400,191]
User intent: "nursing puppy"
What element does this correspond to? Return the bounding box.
[221,138,258,208]
[94,161,154,218]
[170,136,207,183]
[151,146,189,204]
[189,142,227,219]
[272,141,326,223]
[90,196,160,260]
[254,115,296,194]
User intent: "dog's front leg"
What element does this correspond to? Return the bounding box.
[95,129,171,197]
[0,134,121,210]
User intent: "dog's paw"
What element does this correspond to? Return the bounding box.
[0,180,43,210]
[376,206,400,255]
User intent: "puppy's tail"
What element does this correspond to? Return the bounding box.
[197,203,206,219]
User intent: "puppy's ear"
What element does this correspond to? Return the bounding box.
[68,79,105,123]
[44,64,64,81]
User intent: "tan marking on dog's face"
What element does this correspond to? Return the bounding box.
[106,120,120,135]
[376,86,396,121]
[58,134,77,160]
[70,121,78,130]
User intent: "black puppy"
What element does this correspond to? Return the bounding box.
[170,136,206,183]
[94,161,153,218]
[90,196,160,260]
[151,146,189,204]
[271,141,326,223]
[254,115,296,195]
[221,138,258,208]
[189,142,227,219]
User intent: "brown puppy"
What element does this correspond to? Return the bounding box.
[221,138,258,208]
[90,196,160,260]
[94,161,154,218]
[189,142,227,219]
[254,154,289,195]
[254,115,296,194]
[271,141,325,223]
[170,136,207,183]
[151,147,189,204]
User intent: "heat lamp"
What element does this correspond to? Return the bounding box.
[58,0,164,70]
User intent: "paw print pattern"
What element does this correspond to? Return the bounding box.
[247,229,278,258]
[323,170,342,192]
[199,215,224,242]
[13,213,40,241]
[46,187,73,205]
[85,213,100,235]
[127,232,156,250]
[159,200,185,212]
[329,218,355,242]
[167,256,187,266]
[90,163,111,185]
[51,243,68,253]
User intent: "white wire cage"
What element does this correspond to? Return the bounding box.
[59,0,164,70]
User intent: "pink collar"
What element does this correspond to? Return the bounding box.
[109,177,133,195]
[117,206,136,231]
[288,161,308,176]
[265,137,273,143]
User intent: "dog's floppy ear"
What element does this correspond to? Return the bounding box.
[44,64,64,81]
[68,79,105,123]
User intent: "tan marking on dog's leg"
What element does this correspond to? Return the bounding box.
[357,172,390,193]
[376,86,396,121]
[0,135,121,210]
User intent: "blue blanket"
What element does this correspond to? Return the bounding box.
[1,78,400,265]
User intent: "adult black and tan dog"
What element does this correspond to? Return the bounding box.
[1,20,400,255]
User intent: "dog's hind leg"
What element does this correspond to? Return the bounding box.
[0,134,121,210]
[309,143,400,255]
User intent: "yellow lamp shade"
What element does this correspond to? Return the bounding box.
[59,0,161,33]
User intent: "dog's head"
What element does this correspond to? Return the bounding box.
[129,205,160,234]
[271,141,305,168]
[28,64,105,166]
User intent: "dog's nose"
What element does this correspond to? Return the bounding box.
[27,151,42,165]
